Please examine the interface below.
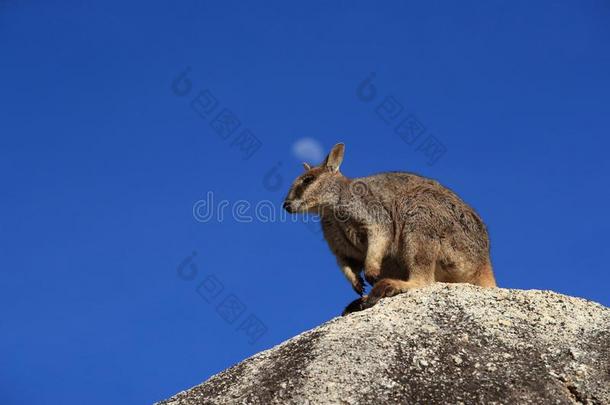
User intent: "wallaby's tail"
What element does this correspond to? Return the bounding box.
[475,262,497,288]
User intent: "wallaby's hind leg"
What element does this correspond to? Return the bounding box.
[362,239,437,309]
[363,228,390,286]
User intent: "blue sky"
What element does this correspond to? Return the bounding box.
[1,1,609,404]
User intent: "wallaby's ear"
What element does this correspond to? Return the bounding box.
[323,143,345,172]
[302,162,312,171]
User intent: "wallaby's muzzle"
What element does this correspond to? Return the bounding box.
[283,200,295,213]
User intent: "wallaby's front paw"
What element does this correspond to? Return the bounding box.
[352,273,365,296]
[342,296,367,316]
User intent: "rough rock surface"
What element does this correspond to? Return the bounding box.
[157,284,609,405]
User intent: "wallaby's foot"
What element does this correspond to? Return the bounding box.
[363,278,433,309]
[343,280,404,315]
[342,296,367,316]
[365,278,402,308]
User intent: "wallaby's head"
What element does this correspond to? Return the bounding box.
[283,143,346,214]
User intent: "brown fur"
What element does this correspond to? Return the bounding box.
[284,143,497,314]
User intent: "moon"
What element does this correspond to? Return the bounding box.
[292,137,324,164]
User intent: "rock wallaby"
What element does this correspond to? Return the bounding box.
[283,143,496,315]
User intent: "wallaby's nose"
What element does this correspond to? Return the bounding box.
[283,200,293,213]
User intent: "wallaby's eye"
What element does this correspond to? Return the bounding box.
[302,176,314,186]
